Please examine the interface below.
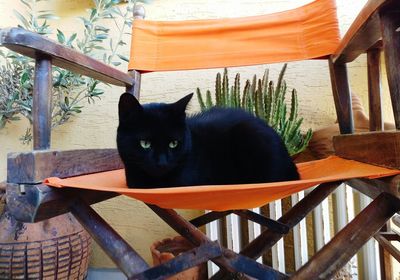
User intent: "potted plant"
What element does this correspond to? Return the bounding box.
[0,0,138,142]
[0,0,146,278]
[151,236,208,280]
[196,64,312,157]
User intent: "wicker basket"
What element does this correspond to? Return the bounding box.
[0,210,91,280]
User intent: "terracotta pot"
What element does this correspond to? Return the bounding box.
[0,207,91,279]
[151,236,207,280]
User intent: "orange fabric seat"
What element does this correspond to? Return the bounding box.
[129,0,340,71]
[45,156,400,211]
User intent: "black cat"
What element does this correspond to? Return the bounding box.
[117,92,299,188]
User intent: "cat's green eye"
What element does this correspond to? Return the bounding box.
[169,140,179,149]
[140,140,151,149]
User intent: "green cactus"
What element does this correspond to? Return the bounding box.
[196,64,312,156]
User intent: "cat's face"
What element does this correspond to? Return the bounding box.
[117,93,193,177]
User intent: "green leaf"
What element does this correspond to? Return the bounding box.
[117,40,126,46]
[206,90,213,108]
[234,73,240,108]
[95,26,110,32]
[20,71,30,85]
[117,54,129,62]
[57,29,65,44]
[196,88,206,111]
[215,72,221,106]
[109,38,113,51]
[72,106,83,113]
[90,8,97,20]
[13,10,30,29]
[222,68,229,107]
[95,34,108,40]
[276,63,287,93]
[111,6,122,16]
[79,17,91,28]
[112,61,121,66]
[66,33,77,46]
[20,0,31,9]
[37,14,59,20]
[90,89,104,97]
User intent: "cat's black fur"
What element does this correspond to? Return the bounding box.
[117,92,299,188]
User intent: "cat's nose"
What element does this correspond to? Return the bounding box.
[157,155,168,167]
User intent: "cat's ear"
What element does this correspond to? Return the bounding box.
[118,93,142,120]
[172,93,193,114]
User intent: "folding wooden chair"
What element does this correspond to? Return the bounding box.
[2,0,400,278]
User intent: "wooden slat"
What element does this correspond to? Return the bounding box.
[377,225,393,280]
[367,48,383,131]
[0,28,134,87]
[233,210,289,234]
[346,176,400,199]
[291,192,308,269]
[333,131,400,168]
[269,200,285,272]
[242,182,340,259]
[375,233,400,262]
[329,59,354,134]
[313,196,331,250]
[7,148,123,183]
[149,205,289,279]
[380,9,400,130]
[379,232,400,242]
[211,182,340,280]
[190,211,232,227]
[291,193,400,280]
[332,0,399,64]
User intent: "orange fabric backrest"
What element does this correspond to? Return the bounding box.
[129,0,340,72]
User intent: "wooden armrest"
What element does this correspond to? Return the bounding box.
[332,0,399,64]
[0,27,134,87]
[333,131,400,169]
[6,183,118,222]
[7,148,123,184]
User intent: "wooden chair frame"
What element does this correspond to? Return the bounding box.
[1,0,400,279]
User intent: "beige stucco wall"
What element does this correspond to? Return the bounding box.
[0,0,397,273]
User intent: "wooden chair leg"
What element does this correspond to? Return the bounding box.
[291,193,400,280]
[70,200,150,278]
[32,55,52,150]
